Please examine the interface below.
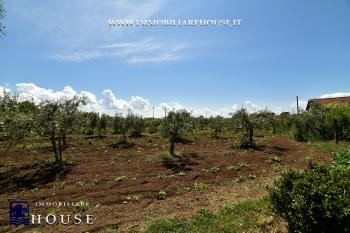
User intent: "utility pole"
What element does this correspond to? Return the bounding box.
[164,107,167,118]
[152,106,154,119]
[296,96,299,114]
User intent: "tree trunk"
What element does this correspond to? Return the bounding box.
[272,124,276,134]
[51,134,59,163]
[57,132,63,164]
[123,133,126,144]
[249,127,254,147]
[333,119,339,144]
[63,132,68,148]
[169,137,175,156]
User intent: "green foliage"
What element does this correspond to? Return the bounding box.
[209,116,224,138]
[87,112,99,135]
[0,157,9,167]
[0,92,37,148]
[332,149,350,171]
[234,175,246,183]
[268,155,281,164]
[113,113,130,144]
[98,114,108,136]
[268,163,350,233]
[53,182,65,190]
[35,96,86,163]
[161,110,192,155]
[231,108,274,148]
[157,190,167,200]
[208,167,221,174]
[115,175,126,182]
[127,113,145,137]
[176,186,190,195]
[74,200,90,212]
[193,182,209,190]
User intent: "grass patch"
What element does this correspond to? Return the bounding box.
[193,182,209,191]
[133,198,284,233]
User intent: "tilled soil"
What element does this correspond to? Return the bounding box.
[0,132,331,232]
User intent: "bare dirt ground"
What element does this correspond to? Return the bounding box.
[0,132,331,233]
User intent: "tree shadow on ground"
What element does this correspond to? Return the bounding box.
[162,153,200,173]
[0,162,74,194]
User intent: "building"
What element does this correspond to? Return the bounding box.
[306,96,350,111]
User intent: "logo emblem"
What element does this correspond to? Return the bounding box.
[9,201,30,226]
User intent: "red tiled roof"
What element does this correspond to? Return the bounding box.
[306,96,350,110]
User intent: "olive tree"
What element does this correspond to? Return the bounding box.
[113,113,130,144]
[35,96,85,164]
[231,108,271,148]
[210,116,224,138]
[161,110,191,156]
[325,104,350,144]
[98,114,108,137]
[127,113,145,137]
[0,92,36,148]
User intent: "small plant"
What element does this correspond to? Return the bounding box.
[74,200,90,212]
[125,195,141,203]
[157,190,167,200]
[75,181,84,187]
[248,174,257,179]
[271,164,281,172]
[224,150,236,156]
[176,171,186,176]
[176,186,191,195]
[91,178,99,185]
[208,167,221,174]
[194,182,209,191]
[227,165,236,171]
[47,208,60,216]
[115,175,126,182]
[234,175,246,183]
[268,155,281,164]
[30,187,39,192]
[53,182,65,190]
[159,151,171,159]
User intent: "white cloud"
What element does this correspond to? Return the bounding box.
[319,92,350,98]
[7,83,343,117]
[50,39,188,63]
[101,89,132,110]
[0,86,11,97]
[129,96,151,111]
[128,53,182,64]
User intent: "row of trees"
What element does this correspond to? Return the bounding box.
[2,91,350,162]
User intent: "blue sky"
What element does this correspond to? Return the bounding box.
[1,0,350,116]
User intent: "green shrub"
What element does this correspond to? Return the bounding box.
[157,190,167,200]
[332,149,350,171]
[268,163,350,233]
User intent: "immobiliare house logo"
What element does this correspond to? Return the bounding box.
[8,201,95,227]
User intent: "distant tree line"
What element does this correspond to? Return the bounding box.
[2,91,350,163]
